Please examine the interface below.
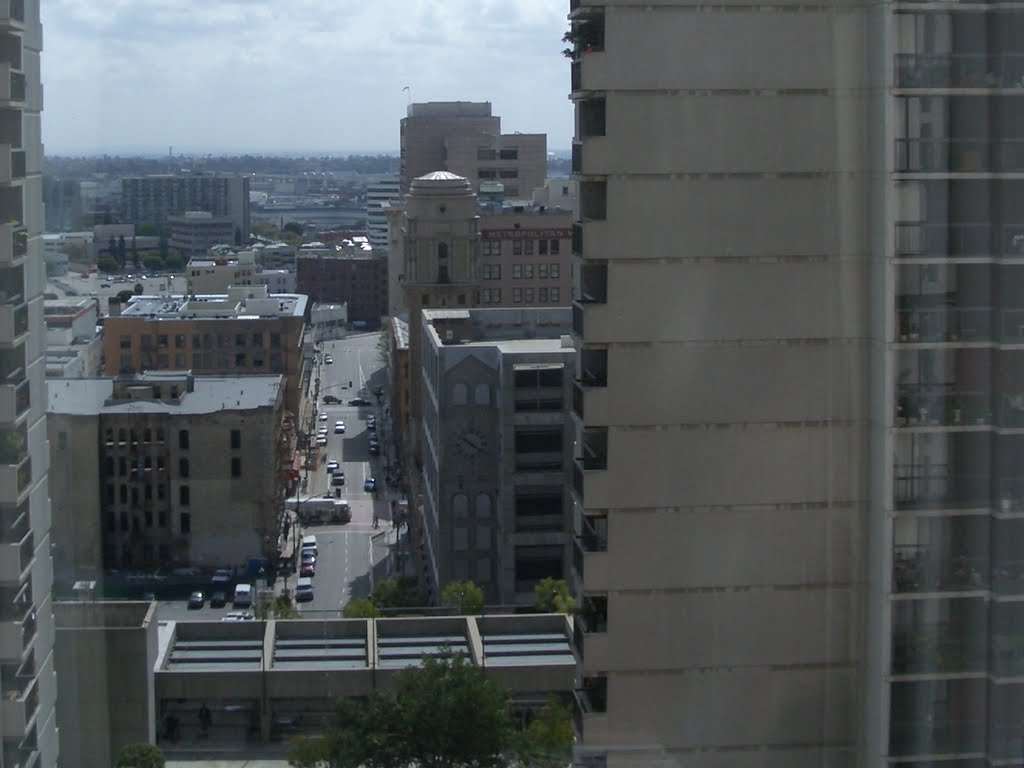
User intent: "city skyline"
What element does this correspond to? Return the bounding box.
[41,0,574,155]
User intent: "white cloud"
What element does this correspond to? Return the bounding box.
[41,0,573,153]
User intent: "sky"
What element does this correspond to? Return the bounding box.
[40,0,574,155]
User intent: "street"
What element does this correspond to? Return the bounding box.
[158,331,397,623]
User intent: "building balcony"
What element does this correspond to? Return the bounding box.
[572,677,608,742]
[0,300,27,346]
[895,138,1024,174]
[0,65,25,106]
[895,221,1024,260]
[895,52,1024,90]
[569,49,606,95]
[892,633,987,677]
[572,219,610,261]
[1,679,36,742]
[894,468,989,511]
[895,388,990,428]
[0,531,31,584]
[0,606,32,663]
[888,718,986,757]
[0,456,29,505]
[573,522,609,592]
[895,306,993,345]
[0,224,26,268]
[572,378,611,425]
[0,376,27,424]
[0,147,26,184]
[0,0,24,29]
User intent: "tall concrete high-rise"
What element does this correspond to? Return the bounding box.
[366,176,400,250]
[568,1,870,765]
[570,0,1024,764]
[0,1,59,764]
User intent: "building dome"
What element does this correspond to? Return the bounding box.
[410,171,473,196]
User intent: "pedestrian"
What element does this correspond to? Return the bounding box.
[199,703,212,735]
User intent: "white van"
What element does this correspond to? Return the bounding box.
[233,583,253,608]
[295,577,314,603]
[300,534,317,557]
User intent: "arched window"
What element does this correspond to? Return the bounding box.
[475,493,491,518]
[453,493,469,518]
[452,382,468,405]
[474,384,490,406]
[437,241,450,283]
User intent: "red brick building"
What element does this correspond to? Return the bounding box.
[295,247,388,326]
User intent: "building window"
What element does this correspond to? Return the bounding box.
[179,458,189,478]
[179,512,191,533]
[480,263,490,280]
[453,382,468,406]
[513,288,522,304]
[230,429,241,449]
[253,333,262,347]
[175,334,185,349]
[539,264,548,279]
[157,483,166,500]
[235,334,245,347]
[120,335,132,349]
[523,264,534,279]
[539,287,549,302]
[474,384,490,406]
[157,334,168,348]
[158,509,167,527]
[270,333,281,348]
[175,354,186,368]
[482,288,491,304]
[192,334,201,348]
[144,508,153,527]
[492,264,501,280]
[513,264,522,279]
[499,148,518,160]
[492,288,501,303]
[499,169,519,179]
[524,239,534,255]
[539,239,548,255]
[231,457,242,477]
[157,354,168,368]
[551,287,560,302]
[235,353,246,367]
[550,264,560,279]
[179,430,189,450]
[524,288,534,303]
[550,239,560,254]
[179,486,190,506]
[192,353,202,368]
[513,240,523,256]
[119,485,128,504]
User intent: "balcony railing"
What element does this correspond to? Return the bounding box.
[892,630,987,675]
[895,388,990,427]
[888,719,986,757]
[572,222,583,256]
[895,138,1024,173]
[894,52,1024,89]
[894,221,1024,259]
[894,468,990,510]
[893,549,988,593]
[895,306,992,344]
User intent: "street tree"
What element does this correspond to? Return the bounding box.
[163,253,184,271]
[288,650,519,768]
[440,579,484,615]
[117,235,127,266]
[108,236,118,265]
[371,576,426,610]
[377,320,390,366]
[341,598,378,618]
[133,282,144,296]
[97,256,119,273]
[142,254,164,273]
[116,290,135,304]
[517,695,574,767]
[533,578,575,614]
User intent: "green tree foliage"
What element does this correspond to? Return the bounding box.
[116,290,135,304]
[371,576,426,610]
[97,256,119,273]
[518,696,574,767]
[131,236,140,268]
[136,222,160,237]
[288,651,517,768]
[59,241,86,262]
[440,580,484,615]
[272,594,300,619]
[133,282,144,295]
[342,598,378,619]
[163,253,184,271]
[108,236,118,263]
[283,221,304,236]
[533,578,576,614]
[142,254,164,273]
[114,742,166,768]
[158,232,169,260]
[117,235,127,266]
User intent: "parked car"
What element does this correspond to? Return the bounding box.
[324,355,334,364]
[300,560,316,577]
[323,395,341,404]
[364,477,377,493]
[348,397,371,406]
[318,412,328,421]
[233,583,253,608]
[221,611,254,622]
[316,436,328,447]
[209,591,227,608]
[326,460,340,473]
[295,577,314,602]
[332,471,346,487]
[187,591,205,610]
[369,441,380,456]
[334,420,345,433]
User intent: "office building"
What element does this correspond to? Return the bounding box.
[295,241,387,327]
[168,211,235,256]
[0,2,59,764]
[44,298,102,378]
[121,174,250,242]
[479,206,573,308]
[42,177,82,233]
[185,250,258,294]
[102,286,307,415]
[400,102,546,197]
[419,307,574,604]
[47,372,287,589]
[366,176,400,249]
[568,1,868,765]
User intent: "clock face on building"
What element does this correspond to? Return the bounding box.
[453,427,487,459]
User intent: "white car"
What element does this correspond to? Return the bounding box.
[326,460,340,472]
[334,420,345,434]
[221,611,254,622]
[316,436,328,447]
[318,412,328,421]
[324,355,334,364]
[316,427,328,437]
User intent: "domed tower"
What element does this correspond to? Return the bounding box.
[401,172,480,455]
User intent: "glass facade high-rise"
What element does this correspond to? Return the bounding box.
[0,0,58,765]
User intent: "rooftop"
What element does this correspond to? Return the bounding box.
[48,373,284,416]
[117,287,306,319]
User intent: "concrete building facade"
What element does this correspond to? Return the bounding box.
[479,207,573,309]
[295,241,387,327]
[185,250,258,294]
[567,1,870,765]
[419,308,574,605]
[47,372,286,589]
[399,102,546,197]
[121,174,250,241]
[0,2,59,764]
[366,176,400,250]
[168,211,235,256]
[102,286,307,416]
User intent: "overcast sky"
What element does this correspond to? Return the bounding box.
[41,0,573,155]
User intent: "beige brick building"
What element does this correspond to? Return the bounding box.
[478,208,572,309]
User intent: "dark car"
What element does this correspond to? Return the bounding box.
[209,591,227,608]
[369,441,380,456]
[364,477,377,493]
[300,560,316,577]
[332,471,346,486]
[348,397,371,406]
[323,395,341,404]
[372,386,384,396]
[187,591,205,609]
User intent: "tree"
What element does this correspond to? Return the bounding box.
[158,231,169,260]
[272,594,300,619]
[59,240,85,262]
[108,236,118,265]
[440,580,484,615]
[533,578,575,614]
[136,222,160,237]
[142,254,164,273]
[163,252,184,271]
[288,650,516,768]
[131,236,140,268]
[518,696,574,767]
[116,289,135,304]
[342,598,378,618]
[283,221,304,236]
[234,226,243,246]
[117,234,127,266]
[97,256,119,273]
[115,742,165,768]
[133,282,144,296]
[377,320,391,365]
[371,576,426,610]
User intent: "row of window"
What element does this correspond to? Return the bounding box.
[512,287,561,304]
[122,352,284,372]
[512,263,561,280]
[104,542,173,569]
[481,239,563,257]
[106,428,242,451]
[122,332,283,350]
[478,169,519,179]
[476,148,520,161]
[103,453,241,479]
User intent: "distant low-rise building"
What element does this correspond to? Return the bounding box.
[419,307,575,604]
[47,372,287,590]
[255,268,295,294]
[185,250,258,293]
[310,302,348,341]
[169,211,235,256]
[296,239,387,326]
[102,285,307,415]
[366,176,400,249]
[121,174,250,240]
[44,297,101,377]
